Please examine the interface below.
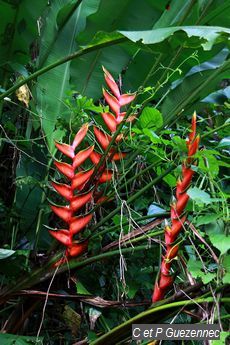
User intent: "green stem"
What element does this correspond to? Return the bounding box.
[201,121,230,139]
[112,158,162,194]
[91,213,168,240]
[0,244,147,302]
[91,297,230,345]
[128,229,164,244]
[91,163,175,232]
[0,37,127,102]
[67,244,147,270]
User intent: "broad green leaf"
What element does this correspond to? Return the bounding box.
[139,107,163,129]
[198,150,220,177]
[78,0,164,45]
[187,258,215,284]
[161,60,230,125]
[127,281,139,299]
[202,272,216,284]
[71,0,198,101]
[0,248,15,259]
[71,44,131,99]
[196,214,219,226]
[199,1,230,28]
[119,26,230,50]
[187,259,203,279]
[205,221,230,255]
[36,0,99,152]
[187,187,212,205]
[163,173,177,187]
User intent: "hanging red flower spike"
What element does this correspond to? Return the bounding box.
[152,112,199,302]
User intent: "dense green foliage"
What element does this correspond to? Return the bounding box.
[0,0,229,344]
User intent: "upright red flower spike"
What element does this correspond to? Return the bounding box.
[102,66,136,125]
[93,66,136,165]
[49,67,136,265]
[49,124,93,263]
[152,112,199,302]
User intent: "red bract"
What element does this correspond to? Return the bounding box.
[49,67,136,265]
[102,66,136,126]
[93,66,136,168]
[50,124,93,263]
[152,112,199,302]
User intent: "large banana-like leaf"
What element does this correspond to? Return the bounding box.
[119,26,230,51]
[161,57,230,123]
[36,0,99,152]
[70,0,164,99]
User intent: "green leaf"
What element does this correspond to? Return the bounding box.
[76,281,92,295]
[218,137,230,148]
[202,272,216,284]
[205,221,230,255]
[119,26,230,50]
[211,332,230,345]
[187,187,212,205]
[0,0,47,82]
[163,173,177,187]
[187,259,203,279]
[140,107,163,129]
[36,0,99,152]
[187,259,215,284]
[71,44,130,99]
[161,59,230,125]
[222,256,230,285]
[142,128,161,143]
[198,149,220,177]
[0,249,15,259]
[0,333,43,345]
[196,214,219,226]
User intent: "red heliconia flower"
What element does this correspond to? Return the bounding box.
[50,124,94,264]
[49,67,136,265]
[102,66,136,127]
[152,112,199,302]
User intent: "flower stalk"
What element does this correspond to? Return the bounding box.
[152,112,199,302]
